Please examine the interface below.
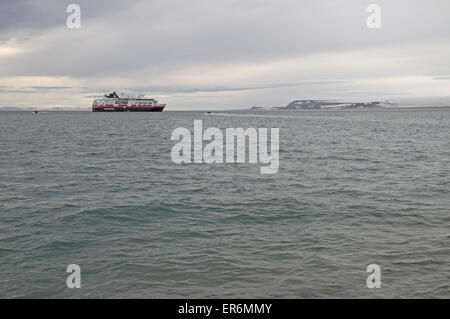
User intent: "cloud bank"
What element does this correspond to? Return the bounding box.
[1,0,449,109]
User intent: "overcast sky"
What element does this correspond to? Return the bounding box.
[0,0,449,110]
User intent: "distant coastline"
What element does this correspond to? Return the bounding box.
[250,100,393,110]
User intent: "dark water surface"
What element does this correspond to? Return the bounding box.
[0,109,449,298]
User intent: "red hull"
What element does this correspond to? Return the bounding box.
[92,106,165,112]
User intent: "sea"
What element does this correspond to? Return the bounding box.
[0,108,449,298]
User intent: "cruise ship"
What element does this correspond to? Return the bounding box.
[92,92,166,112]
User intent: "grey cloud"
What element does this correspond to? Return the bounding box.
[0,0,130,40]
[0,89,36,94]
[1,0,449,109]
[2,0,450,78]
[128,80,350,94]
[0,85,72,93]
[30,86,72,90]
